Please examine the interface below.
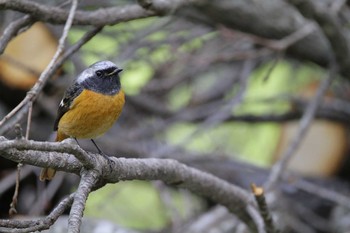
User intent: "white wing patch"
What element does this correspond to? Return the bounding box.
[59,99,65,107]
[59,98,71,109]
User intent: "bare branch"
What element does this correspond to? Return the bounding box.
[0,15,34,54]
[287,0,350,77]
[293,179,350,209]
[29,173,66,216]
[0,194,74,232]
[1,0,348,232]
[265,62,336,189]
[25,101,32,140]
[230,22,316,51]
[8,163,22,216]
[68,170,99,233]
[251,184,279,233]
[0,25,103,135]
[0,165,33,196]
[0,0,197,26]
[0,136,259,232]
[0,0,78,134]
[0,137,97,173]
[265,0,348,190]
[152,59,253,157]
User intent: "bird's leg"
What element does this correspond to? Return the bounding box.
[74,138,81,147]
[90,139,112,160]
[90,139,104,154]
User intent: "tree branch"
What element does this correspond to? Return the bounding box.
[265,60,337,189]
[251,184,279,233]
[0,194,74,232]
[0,0,196,26]
[181,0,350,79]
[0,136,259,232]
[287,0,350,77]
[0,0,78,134]
[0,25,103,135]
[0,0,71,55]
[68,170,99,233]
[0,15,34,54]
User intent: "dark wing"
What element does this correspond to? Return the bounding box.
[53,82,83,131]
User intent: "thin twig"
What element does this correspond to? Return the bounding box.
[293,179,350,209]
[251,183,278,233]
[0,194,74,232]
[287,0,350,79]
[265,0,343,190]
[0,165,33,196]
[230,22,316,51]
[265,61,337,190]
[330,0,346,13]
[29,173,65,215]
[262,52,284,82]
[25,101,32,140]
[9,123,26,216]
[153,60,253,157]
[0,15,35,54]
[272,23,316,50]
[8,163,22,216]
[0,24,103,135]
[0,0,73,54]
[0,0,78,133]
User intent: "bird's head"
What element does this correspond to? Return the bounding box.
[76,60,123,95]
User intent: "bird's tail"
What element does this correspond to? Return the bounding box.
[39,131,68,181]
[39,167,56,181]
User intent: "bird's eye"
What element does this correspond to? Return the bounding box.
[96,71,103,77]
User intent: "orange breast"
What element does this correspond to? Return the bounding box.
[57,89,125,139]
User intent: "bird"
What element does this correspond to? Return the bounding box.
[40,60,125,181]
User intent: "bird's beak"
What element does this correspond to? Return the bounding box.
[107,68,123,76]
[116,68,123,74]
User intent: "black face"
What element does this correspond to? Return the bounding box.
[77,61,123,95]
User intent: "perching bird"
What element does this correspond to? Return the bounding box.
[40,61,125,181]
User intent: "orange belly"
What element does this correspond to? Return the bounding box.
[57,89,125,140]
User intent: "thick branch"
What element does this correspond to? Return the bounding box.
[0,137,82,175]
[182,0,350,78]
[68,170,99,233]
[0,137,258,232]
[0,0,195,26]
[287,0,350,76]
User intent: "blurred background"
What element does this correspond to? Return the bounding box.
[1,0,350,232]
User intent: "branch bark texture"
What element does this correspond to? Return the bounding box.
[184,0,350,78]
[0,137,259,232]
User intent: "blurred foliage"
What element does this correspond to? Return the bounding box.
[83,60,323,229]
[69,17,325,230]
[122,61,154,95]
[1,2,349,232]
[166,61,323,166]
[85,181,203,230]
[86,181,167,229]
